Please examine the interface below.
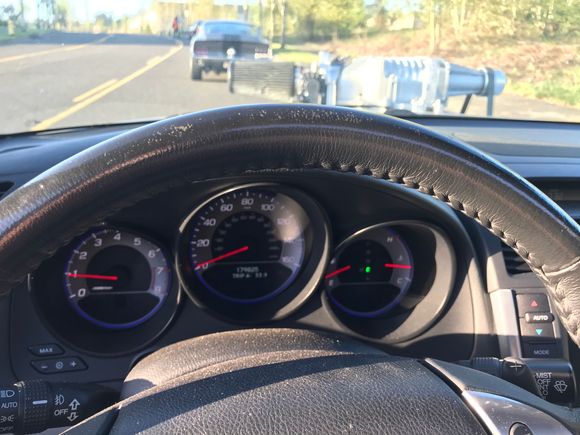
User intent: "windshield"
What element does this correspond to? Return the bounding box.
[203,22,259,37]
[0,0,578,134]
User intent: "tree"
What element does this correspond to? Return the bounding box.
[269,0,276,40]
[95,13,113,30]
[373,0,403,31]
[291,0,365,41]
[0,5,17,23]
[54,0,69,29]
[278,0,288,48]
[258,0,264,29]
[426,0,442,53]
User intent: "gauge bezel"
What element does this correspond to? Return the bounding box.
[322,221,455,343]
[325,226,415,318]
[30,225,181,356]
[63,227,173,330]
[176,183,331,323]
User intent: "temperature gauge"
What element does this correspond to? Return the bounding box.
[325,225,413,318]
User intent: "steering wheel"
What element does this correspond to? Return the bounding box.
[1,105,579,434]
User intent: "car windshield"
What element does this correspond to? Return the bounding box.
[203,22,259,37]
[0,0,578,134]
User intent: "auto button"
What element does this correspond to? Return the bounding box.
[524,312,554,323]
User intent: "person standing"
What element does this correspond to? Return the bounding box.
[172,16,179,37]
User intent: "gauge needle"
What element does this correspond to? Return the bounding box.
[65,273,119,281]
[384,263,412,269]
[325,265,351,279]
[194,245,250,270]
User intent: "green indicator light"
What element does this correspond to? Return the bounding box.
[364,266,372,274]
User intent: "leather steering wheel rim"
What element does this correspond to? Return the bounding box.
[1,104,579,343]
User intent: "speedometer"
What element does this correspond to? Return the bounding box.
[189,189,306,303]
[177,184,329,322]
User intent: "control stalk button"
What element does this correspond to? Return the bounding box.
[519,319,555,341]
[0,386,19,434]
[28,344,64,357]
[522,343,562,359]
[31,357,86,374]
[524,359,576,404]
[0,380,117,433]
[524,312,554,323]
[515,293,549,316]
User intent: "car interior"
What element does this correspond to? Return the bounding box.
[2,1,580,433]
[0,104,580,434]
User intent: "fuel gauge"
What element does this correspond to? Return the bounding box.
[325,225,413,318]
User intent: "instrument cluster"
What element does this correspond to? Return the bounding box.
[31,182,456,354]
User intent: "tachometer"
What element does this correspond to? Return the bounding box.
[64,228,172,329]
[178,184,329,322]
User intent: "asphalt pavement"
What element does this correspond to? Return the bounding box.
[0,32,270,134]
[0,32,578,135]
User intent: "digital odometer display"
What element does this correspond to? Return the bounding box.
[185,187,309,304]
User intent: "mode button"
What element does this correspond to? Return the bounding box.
[522,343,562,359]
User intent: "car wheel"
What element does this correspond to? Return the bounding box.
[190,59,202,81]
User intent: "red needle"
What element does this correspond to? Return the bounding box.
[195,245,249,270]
[66,273,119,281]
[384,263,412,269]
[325,265,351,279]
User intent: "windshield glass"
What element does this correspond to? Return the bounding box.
[0,0,578,134]
[203,22,259,36]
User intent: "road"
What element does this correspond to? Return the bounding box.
[0,32,270,134]
[0,32,579,135]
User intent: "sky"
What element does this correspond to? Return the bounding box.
[67,0,153,21]
[2,0,411,23]
[3,0,152,22]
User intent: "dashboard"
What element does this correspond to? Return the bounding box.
[27,178,461,357]
[1,115,579,403]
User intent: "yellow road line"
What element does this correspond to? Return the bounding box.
[72,79,118,103]
[31,44,183,132]
[0,35,111,64]
[147,56,162,65]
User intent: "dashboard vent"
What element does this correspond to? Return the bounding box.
[0,181,13,200]
[501,243,530,275]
